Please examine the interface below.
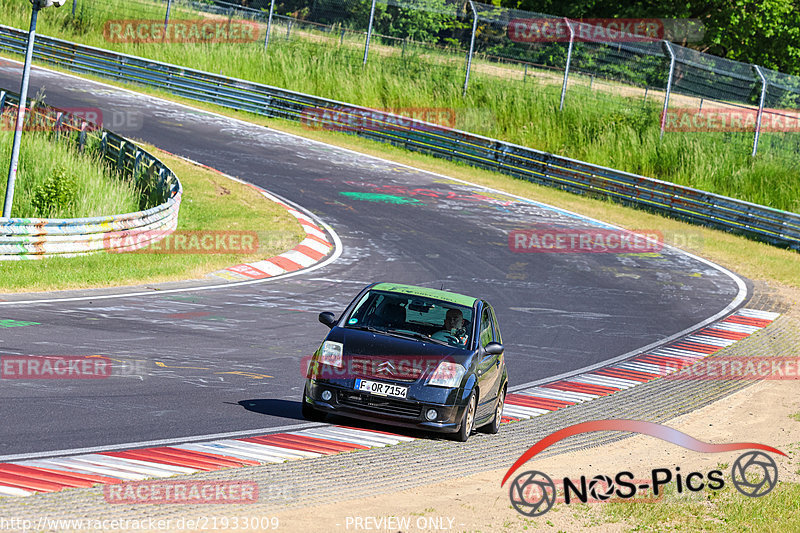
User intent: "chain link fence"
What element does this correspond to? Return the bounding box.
[60,0,800,161]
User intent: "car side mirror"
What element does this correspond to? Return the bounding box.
[318,312,337,329]
[484,342,504,355]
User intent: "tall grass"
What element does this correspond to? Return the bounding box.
[1,0,797,212]
[0,127,140,218]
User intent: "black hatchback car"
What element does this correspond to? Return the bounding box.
[302,282,508,441]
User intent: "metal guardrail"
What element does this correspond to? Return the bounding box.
[0,88,182,260]
[0,24,796,251]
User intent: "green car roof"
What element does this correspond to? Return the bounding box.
[371,283,477,308]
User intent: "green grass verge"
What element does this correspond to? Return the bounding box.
[0,0,798,212]
[0,145,305,292]
[0,122,139,218]
[602,482,800,532]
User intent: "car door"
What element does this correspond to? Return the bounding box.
[475,303,500,419]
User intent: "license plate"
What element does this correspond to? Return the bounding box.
[355,379,408,399]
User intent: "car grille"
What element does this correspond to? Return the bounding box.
[337,391,422,418]
[347,356,424,383]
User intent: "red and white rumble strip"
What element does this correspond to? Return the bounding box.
[162,154,336,282]
[0,309,779,498]
[211,194,334,281]
[502,309,781,422]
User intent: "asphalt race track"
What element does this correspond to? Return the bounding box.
[0,63,747,457]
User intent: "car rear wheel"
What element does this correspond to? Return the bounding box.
[453,391,476,442]
[480,386,505,434]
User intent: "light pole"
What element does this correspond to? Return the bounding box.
[3,0,67,219]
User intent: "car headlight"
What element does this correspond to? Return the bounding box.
[426,361,465,388]
[319,341,344,368]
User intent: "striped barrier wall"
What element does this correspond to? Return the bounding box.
[0,308,778,498]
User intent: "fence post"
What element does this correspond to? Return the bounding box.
[559,18,575,111]
[263,0,275,50]
[163,0,172,35]
[72,0,77,18]
[752,65,767,157]
[287,20,293,41]
[3,3,40,219]
[463,0,478,97]
[363,0,377,65]
[660,40,676,140]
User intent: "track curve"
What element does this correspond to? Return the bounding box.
[0,62,747,456]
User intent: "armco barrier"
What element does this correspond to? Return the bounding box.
[0,25,797,251]
[0,90,181,260]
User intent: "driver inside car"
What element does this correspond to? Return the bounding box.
[431,308,468,346]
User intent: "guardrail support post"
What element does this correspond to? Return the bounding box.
[78,121,87,151]
[263,0,275,51]
[117,141,126,170]
[363,0,377,65]
[463,0,478,97]
[72,0,76,18]
[54,111,63,140]
[559,18,575,111]
[752,65,767,157]
[287,20,293,41]
[133,149,143,178]
[3,2,40,219]
[0,91,5,113]
[659,40,676,140]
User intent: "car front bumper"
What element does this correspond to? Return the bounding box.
[305,379,469,433]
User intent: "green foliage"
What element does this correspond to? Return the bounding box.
[510,0,800,76]
[30,165,78,217]
[0,127,140,219]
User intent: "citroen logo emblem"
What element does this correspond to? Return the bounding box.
[376,361,395,375]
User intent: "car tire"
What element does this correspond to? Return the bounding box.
[453,391,477,442]
[301,391,326,422]
[480,386,505,434]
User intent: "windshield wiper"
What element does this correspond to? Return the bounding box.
[347,325,385,333]
[384,329,450,346]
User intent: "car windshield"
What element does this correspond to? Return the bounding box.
[344,290,473,348]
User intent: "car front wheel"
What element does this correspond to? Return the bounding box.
[453,391,476,442]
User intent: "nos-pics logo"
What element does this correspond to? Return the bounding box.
[502,420,785,517]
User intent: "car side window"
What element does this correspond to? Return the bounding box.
[479,307,494,348]
[489,305,502,345]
